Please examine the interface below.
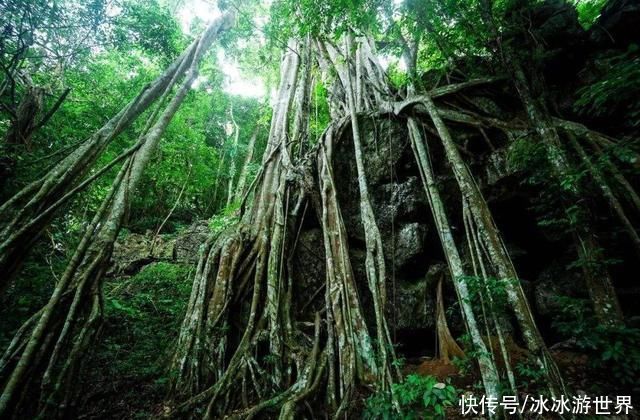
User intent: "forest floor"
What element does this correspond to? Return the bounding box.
[79,334,636,419]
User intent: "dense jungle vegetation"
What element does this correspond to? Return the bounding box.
[0,0,639,418]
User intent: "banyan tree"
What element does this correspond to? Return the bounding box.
[2,0,639,418]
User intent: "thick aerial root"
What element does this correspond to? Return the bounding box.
[341,33,399,391]
[0,12,240,292]
[563,130,640,257]
[317,122,379,385]
[462,201,517,396]
[224,313,325,420]
[168,40,312,418]
[409,93,566,398]
[165,61,637,417]
[0,15,234,417]
[166,87,638,417]
[407,117,502,403]
[170,230,245,397]
[168,117,403,418]
[0,34,195,291]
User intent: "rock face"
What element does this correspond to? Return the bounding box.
[333,119,431,268]
[591,0,640,47]
[328,118,444,334]
[174,221,210,262]
[291,228,326,316]
[110,233,174,275]
[533,261,589,319]
[110,221,209,275]
[393,222,428,269]
[394,278,431,330]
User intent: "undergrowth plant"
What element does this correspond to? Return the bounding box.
[552,296,640,389]
[575,45,640,127]
[364,375,459,419]
[84,262,193,417]
[208,202,241,235]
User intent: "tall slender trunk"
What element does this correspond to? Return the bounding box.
[419,92,565,398]
[0,14,234,417]
[225,106,240,207]
[401,29,507,402]
[407,118,501,405]
[169,39,309,418]
[341,33,397,390]
[0,24,209,291]
[478,0,623,326]
[234,125,259,202]
[566,132,640,257]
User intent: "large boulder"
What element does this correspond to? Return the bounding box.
[110,221,211,275]
[391,222,428,270]
[110,232,174,275]
[332,118,432,273]
[174,221,210,262]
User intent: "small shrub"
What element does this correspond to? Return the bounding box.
[208,203,240,234]
[552,296,640,388]
[515,357,547,390]
[364,375,459,419]
[82,262,193,417]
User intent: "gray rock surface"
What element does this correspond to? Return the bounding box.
[110,221,210,275]
[174,221,209,262]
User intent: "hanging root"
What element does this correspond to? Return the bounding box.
[0,15,235,418]
[166,113,404,418]
[225,313,326,420]
[166,43,578,416]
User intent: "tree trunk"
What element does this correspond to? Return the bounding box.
[478,0,624,327]
[418,92,566,398]
[234,125,259,203]
[0,13,234,417]
[407,117,501,404]
[225,105,240,207]
[0,22,217,292]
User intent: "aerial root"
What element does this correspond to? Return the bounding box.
[223,313,326,420]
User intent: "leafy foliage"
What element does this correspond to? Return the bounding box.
[82,262,193,417]
[208,201,241,235]
[0,246,67,350]
[110,0,186,63]
[309,81,331,142]
[364,375,459,419]
[572,0,607,28]
[515,357,548,390]
[266,0,390,42]
[460,275,511,315]
[575,46,640,127]
[552,296,640,388]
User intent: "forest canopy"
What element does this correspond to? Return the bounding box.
[0,0,639,418]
